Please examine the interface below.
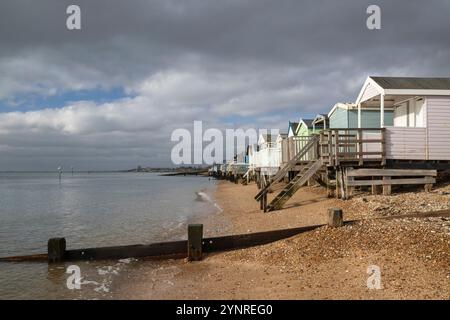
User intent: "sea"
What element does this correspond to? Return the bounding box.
[0,172,218,299]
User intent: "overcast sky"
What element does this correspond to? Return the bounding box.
[1,0,450,170]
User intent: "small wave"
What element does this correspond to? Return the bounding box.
[195,191,223,212]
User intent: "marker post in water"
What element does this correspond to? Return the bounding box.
[58,166,63,182]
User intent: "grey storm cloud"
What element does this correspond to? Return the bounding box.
[0,0,450,170]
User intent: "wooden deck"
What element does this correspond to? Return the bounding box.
[280,128,386,170]
[255,128,443,207]
[319,128,385,167]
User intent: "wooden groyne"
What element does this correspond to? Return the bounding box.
[1,208,448,264]
[0,223,325,263]
[160,169,209,176]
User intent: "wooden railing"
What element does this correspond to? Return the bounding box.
[282,135,318,163]
[319,128,386,166]
[255,135,319,201]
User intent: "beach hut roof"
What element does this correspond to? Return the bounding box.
[371,76,450,90]
[288,121,299,131]
[300,118,314,128]
[294,118,314,135]
[287,121,299,137]
[356,76,450,105]
[327,103,356,118]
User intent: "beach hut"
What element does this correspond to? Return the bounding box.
[257,133,278,149]
[311,114,328,133]
[356,76,450,162]
[328,102,393,129]
[287,121,299,137]
[289,118,317,161]
[255,76,450,211]
[294,118,314,137]
[253,133,281,175]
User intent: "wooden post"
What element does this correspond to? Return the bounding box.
[382,176,391,195]
[320,132,324,162]
[335,168,339,199]
[358,129,363,166]
[327,208,343,227]
[339,169,345,199]
[334,130,339,166]
[381,128,386,166]
[328,130,332,165]
[263,193,268,212]
[424,183,432,192]
[188,224,203,261]
[343,168,349,200]
[371,177,381,195]
[357,103,362,128]
[347,175,354,198]
[48,238,66,263]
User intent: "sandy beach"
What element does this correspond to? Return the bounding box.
[116,180,450,299]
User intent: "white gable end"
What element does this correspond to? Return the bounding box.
[356,77,385,105]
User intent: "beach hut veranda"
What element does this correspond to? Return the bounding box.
[356,76,450,163]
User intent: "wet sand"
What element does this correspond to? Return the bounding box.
[115,181,450,299]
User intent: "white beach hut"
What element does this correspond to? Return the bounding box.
[356,76,450,162]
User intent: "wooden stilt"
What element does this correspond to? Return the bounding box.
[342,168,349,200]
[382,176,391,195]
[335,169,339,199]
[340,169,345,199]
[372,177,382,195]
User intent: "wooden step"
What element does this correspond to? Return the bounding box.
[255,135,319,201]
[268,160,323,211]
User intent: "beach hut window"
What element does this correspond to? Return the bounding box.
[414,98,425,128]
[393,99,425,128]
[394,102,407,127]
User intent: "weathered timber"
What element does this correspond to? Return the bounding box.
[319,128,386,167]
[371,176,382,195]
[255,135,319,201]
[268,160,323,211]
[0,253,48,263]
[347,169,437,177]
[188,224,203,261]
[347,177,436,187]
[0,224,325,263]
[48,238,66,263]
[328,208,344,227]
[66,241,187,261]
[201,224,323,252]
[3,209,450,263]
[382,176,391,195]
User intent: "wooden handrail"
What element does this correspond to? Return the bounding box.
[319,128,386,166]
[255,135,319,200]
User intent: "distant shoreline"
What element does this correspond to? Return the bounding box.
[0,168,208,174]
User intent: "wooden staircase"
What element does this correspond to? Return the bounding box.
[255,135,319,202]
[267,159,322,211]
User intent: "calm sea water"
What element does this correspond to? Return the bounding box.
[0,172,218,299]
